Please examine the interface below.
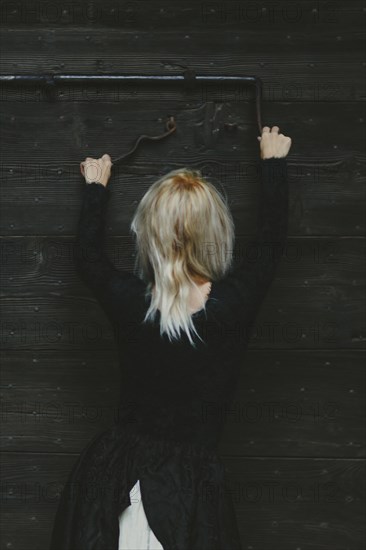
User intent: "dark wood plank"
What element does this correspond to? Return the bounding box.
[0,26,363,71]
[0,101,364,164]
[1,350,364,457]
[0,102,365,236]
[0,25,364,101]
[0,0,363,31]
[1,237,363,294]
[1,234,364,349]
[1,160,365,236]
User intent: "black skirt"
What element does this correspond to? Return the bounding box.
[49,423,242,550]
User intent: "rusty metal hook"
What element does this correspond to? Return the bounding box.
[111,116,177,165]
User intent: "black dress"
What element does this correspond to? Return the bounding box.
[49,157,289,550]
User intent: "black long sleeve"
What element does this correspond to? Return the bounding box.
[74,158,288,328]
[223,157,289,319]
[74,182,139,325]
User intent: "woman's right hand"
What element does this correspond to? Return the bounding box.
[80,154,113,186]
[257,126,292,159]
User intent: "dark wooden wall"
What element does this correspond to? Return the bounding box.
[1,1,365,549]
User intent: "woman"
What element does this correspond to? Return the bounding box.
[49,126,292,549]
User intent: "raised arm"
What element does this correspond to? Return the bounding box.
[224,126,291,317]
[74,154,139,324]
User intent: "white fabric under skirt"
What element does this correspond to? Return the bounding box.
[118,478,164,550]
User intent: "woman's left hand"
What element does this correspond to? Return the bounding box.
[80,154,113,187]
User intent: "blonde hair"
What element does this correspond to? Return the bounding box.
[130,167,235,347]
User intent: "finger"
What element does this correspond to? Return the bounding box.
[257,136,261,141]
[102,153,112,162]
[271,126,280,133]
[262,126,270,133]
[80,162,85,176]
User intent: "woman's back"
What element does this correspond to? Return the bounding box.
[74,155,289,450]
